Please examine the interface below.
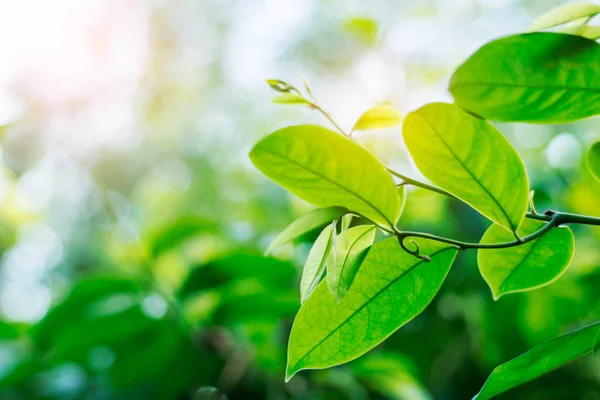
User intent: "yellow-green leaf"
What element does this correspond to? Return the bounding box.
[587,141,600,180]
[250,125,401,227]
[403,103,529,233]
[300,224,335,303]
[352,105,402,132]
[272,93,311,105]
[265,206,347,254]
[326,225,376,301]
[559,24,600,39]
[528,2,600,31]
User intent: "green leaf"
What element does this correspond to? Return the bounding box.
[474,321,600,399]
[272,93,311,105]
[266,206,347,254]
[266,79,298,94]
[250,125,401,227]
[286,237,457,381]
[559,24,600,39]
[450,33,600,123]
[528,2,600,31]
[352,105,402,132]
[587,141,600,180]
[478,219,575,300]
[403,103,529,233]
[341,214,354,231]
[326,225,376,301]
[300,224,335,303]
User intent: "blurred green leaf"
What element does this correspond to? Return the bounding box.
[352,105,402,132]
[474,321,600,399]
[250,125,401,227]
[326,225,376,301]
[478,219,575,300]
[149,216,215,257]
[178,253,296,299]
[343,17,379,46]
[35,276,144,350]
[350,352,431,400]
[266,206,346,254]
[450,33,600,123]
[403,102,529,233]
[528,2,600,31]
[587,141,600,180]
[271,93,311,105]
[300,224,335,303]
[286,237,457,381]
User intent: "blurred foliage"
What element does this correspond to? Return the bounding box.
[0,0,599,399]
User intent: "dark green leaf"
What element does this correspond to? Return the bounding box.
[450,33,600,123]
[474,321,600,399]
[250,125,402,227]
[178,254,296,299]
[403,102,529,233]
[286,237,457,381]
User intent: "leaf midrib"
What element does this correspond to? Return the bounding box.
[415,113,517,232]
[289,246,455,372]
[497,232,545,294]
[259,149,395,227]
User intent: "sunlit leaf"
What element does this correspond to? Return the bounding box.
[250,125,401,227]
[341,214,353,231]
[286,237,457,381]
[528,2,600,31]
[559,24,600,39]
[266,206,347,254]
[352,105,402,132]
[300,224,335,303]
[271,93,311,105]
[403,102,529,233]
[478,219,575,300]
[326,225,376,301]
[587,141,600,180]
[474,321,600,399]
[450,33,600,123]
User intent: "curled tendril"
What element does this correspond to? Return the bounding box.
[397,236,431,262]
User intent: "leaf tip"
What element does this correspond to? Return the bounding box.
[285,364,299,382]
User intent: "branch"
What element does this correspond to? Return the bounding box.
[395,210,600,260]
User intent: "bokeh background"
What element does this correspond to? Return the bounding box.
[0,0,599,399]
